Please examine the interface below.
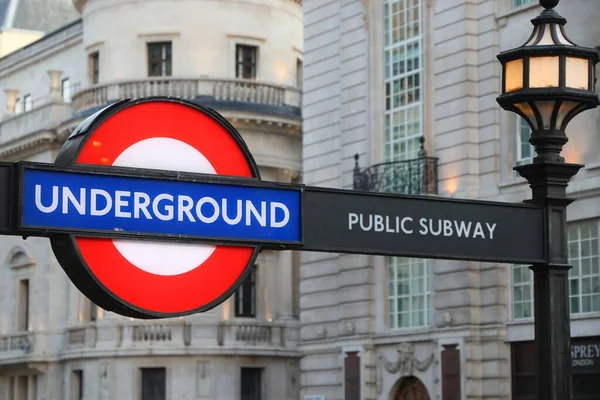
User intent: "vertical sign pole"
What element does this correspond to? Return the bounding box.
[517,156,583,399]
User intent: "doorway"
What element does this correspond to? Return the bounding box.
[392,376,430,400]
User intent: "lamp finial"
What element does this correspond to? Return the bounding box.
[539,0,559,9]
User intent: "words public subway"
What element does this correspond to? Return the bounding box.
[34,185,291,228]
[349,212,497,239]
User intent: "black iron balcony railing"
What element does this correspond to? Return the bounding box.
[353,137,438,195]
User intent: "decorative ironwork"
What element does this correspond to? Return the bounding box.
[353,137,438,195]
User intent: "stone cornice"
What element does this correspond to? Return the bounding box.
[58,347,300,360]
[0,131,57,159]
[226,116,302,136]
[60,112,302,140]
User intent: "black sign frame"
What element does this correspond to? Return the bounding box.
[14,161,305,248]
[302,186,546,264]
[4,160,546,264]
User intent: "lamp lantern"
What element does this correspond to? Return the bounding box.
[496,0,599,162]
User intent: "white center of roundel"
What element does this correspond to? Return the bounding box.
[110,137,217,276]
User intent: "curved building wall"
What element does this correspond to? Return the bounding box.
[79,0,302,85]
[0,0,303,398]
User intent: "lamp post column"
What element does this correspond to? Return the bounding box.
[516,160,580,400]
[495,1,600,398]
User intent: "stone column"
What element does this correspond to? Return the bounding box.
[276,168,299,320]
[47,70,62,101]
[4,89,18,115]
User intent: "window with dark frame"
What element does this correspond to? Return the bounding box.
[89,52,100,84]
[89,299,97,322]
[235,265,257,317]
[147,42,172,77]
[61,78,71,102]
[15,97,22,114]
[17,279,29,331]
[296,58,303,87]
[17,376,28,400]
[236,44,257,80]
[71,370,83,400]
[23,94,32,112]
[241,367,262,400]
[141,368,166,400]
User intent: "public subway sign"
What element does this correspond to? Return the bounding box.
[0,96,547,320]
[301,188,545,264]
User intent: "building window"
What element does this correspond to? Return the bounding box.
[512,219,600,319]
[141,368,166,400]
[512,264,533,319]
[235,265,257,318]
[89,52,100,84]
[71,370,83,400]
[86,299,97,322]
[17,279,29,331]
[7,376,36,400]
[568,220,600,314]
[513,0,534,7]
[147,42,172,77]
[384,0,423,163]
[8,377,14,399]
[241,368,262,400]
[14,98,22,114]
[16,376,30,400]
[388,257,432,329]
[236,45,257,80]
[296,58,303,88]
[23,94,32,112]
[515,117,534,170]
[61,78,71,102]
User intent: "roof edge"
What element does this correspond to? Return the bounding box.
[0,17,81,62]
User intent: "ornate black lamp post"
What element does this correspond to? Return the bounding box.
[496,0,599,399]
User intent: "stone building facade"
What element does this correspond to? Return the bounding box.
[0,0,303,399]
[301,0,600,399]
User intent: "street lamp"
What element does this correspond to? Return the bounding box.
[496,1,600,399]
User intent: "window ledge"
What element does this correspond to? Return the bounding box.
[498,177,528,189]
[585,161,600,171]
[379,326,434,338]
[571,312,600,321]
[508,312,600,325]
[506,318,534,326]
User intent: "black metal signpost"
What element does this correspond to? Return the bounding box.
[0,1,593,399]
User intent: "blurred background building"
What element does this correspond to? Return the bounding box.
[0,0,303,399]
[301,0,600,399]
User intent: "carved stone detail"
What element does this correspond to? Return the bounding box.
[377,343,435,394]
[277,168,300,183]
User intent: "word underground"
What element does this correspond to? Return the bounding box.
[34,185,290,228]
[349,213,497,239]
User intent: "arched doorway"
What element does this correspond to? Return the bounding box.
[392,376,430,400]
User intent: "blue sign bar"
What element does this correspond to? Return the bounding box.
[21,168,302,243]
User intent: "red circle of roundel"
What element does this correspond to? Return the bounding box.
[73,101,257,315]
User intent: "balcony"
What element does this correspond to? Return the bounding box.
[217,320,297,350]
[353,137,438,195]
[0,95,72,158]
[71,77,301,119]
[0,332,35,363]
[61,319,298,359]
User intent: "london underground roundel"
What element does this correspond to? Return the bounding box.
[51,97,261,318]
